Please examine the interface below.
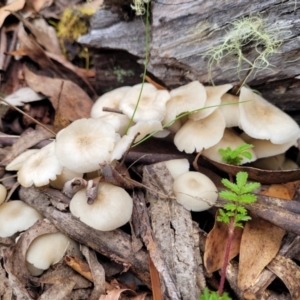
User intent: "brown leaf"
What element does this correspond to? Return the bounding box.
[0,0,25,28]
[204,212,243,273]
[26,0,54,13]
[267,255,300,299]
[204,157,300,184]
[24,65,93,121]
[238,216,286,291]
[148,254,163,300]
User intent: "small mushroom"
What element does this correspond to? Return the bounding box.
[189,84,232,120]
[250,154,285,170]
[0,184,7,205]
[6,149,39,171]
[127,120,163,142]
[163,81,206,125]
[203,129,256,164]
[50,168,83,190]
[119,83,170,122]
[219,93,240,127]
[0,200,43,238]
[173,171,218,211]
[55,118,118,173]
[164,158,190,179]
[17,142,63,187]
[70,182,133,231]
[174,109,226,153]
[239,87,300,144]
[26,232,79,276]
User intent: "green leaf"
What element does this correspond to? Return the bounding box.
[240,182,261,194]
[221,179,239,194]
[236,206,247,215]
[239,193,257,203]
[241,151,252,159]
[219,190,239,201]
[224,203,237,211]
[236,172,248,189]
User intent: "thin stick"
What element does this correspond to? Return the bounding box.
[102,107,124,114]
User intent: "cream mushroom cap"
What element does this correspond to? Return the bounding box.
[189,84,233,121]
[174,109,226,153]
[70,182,133,231]
[0,184,7,205]
[90,86,131,119]
[6,149,39,171]
[173,171,218,211]
[164,159,190,179]
[203,129,256,164]
[55,118,118,173]
[26,232,79,276]
[239,87,300,144]
[163,81,206,125]
[119,83,170,122]
[50,168,83,190]
[0,200,43,237]
[219,93,240,127]
[17,142,63,188]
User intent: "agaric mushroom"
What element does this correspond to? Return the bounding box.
[17,142,63,187]
[173,171,218,211]
[119,83,170,122]
[70,182,133,231]
[0,184,7,205]
[163,81,206,125]
[50,168,83,190]
[55,118,118,173]
[203,129,256,164]
[240,132,296,159]
[91,86,131,119]
[6,149,39,171]
[0,200,43,237]
[26,232,80,276]
[164,159,190,179]
[250,154,285,170]
[174,109,226,153]
[219,93,240,127]
[239,87,300,144]
[127,120,163,142]
[189,84,233,120]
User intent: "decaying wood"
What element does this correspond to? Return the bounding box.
[18,186,151,288]
[142,162,204,300]
[80,0,300,117]
[132,189,180,300]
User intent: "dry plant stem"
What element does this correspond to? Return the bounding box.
[19,186,151,288]
[0,97,56,136]
[218,217,235,296]
[102,107,124,114]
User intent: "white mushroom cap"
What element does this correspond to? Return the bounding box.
[239,87,300,144]
[282,158,298,170]
[189,84,233,121]
[203,129,256,164]
[0,200,43,237]
[110,135,134,162]
[97,114,130,136]
[165,119,182,133]
[70,182,133,231]
[250,154,285,170]
[219,93,240,127]
[241,132,295,159]
[17,142,63,187]
[26,232,79,276]
[6,149,39,171]
[119,83,170,122]
[164,159,190,179]
[90,86,131,119]
[174,109,226,153]
[0,184,7,205]
[163,81,206,125]
[173,171,218,211]
[127,120,163,142]
[50,168,83,190]
[55,118,118,173]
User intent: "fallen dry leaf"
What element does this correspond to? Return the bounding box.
[4,87,45,106]
[0,0,26,28]
[27,0,54,12]
[238,215,286,291]
[24,65,94,121]
[148,254,163,300]
[267,255,300,299]
[204,211,243,273]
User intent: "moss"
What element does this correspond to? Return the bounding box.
[106,67,135,83]
[206,15,292,84]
